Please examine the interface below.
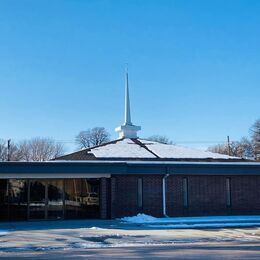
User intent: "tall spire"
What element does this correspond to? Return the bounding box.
[124,69,132,125]
[115,68,141,139]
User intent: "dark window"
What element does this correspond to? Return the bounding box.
[9,180,28,221]
[64,179,82,219]
[29,180,46,219]
[64,179,100,219]
[47,179,64,220]
[0,178,101,221]
[0,179,9,220]
[183,178,188,207]
[137,178,143,209]
[226,178,231,207]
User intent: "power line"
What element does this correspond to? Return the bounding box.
[174,141,228,144]
[4,138,239,145]
[55,139,237,145]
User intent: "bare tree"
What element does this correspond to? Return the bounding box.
[208,143,225,155]
[75,127,110,149]
[250,119,260,160]
[208,137,254,159]
[208,119,260,160]
[0,139,7,161]
[0,139,21,161]
[236,137,254,158]
[17,138,65,161]
[146,135,173,144]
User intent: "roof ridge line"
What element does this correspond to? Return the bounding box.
[87,138,125,151]
[54,138,125,160]
[131,138,160,158]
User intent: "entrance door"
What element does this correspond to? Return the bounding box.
[29,180,46,219]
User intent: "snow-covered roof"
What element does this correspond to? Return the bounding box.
[138,139,235,159]
[56,138,240,161]
[90,139,156,158]
[90,138,237,159]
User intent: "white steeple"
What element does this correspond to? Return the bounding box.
[124,71,132,125]
[115,69,141,139]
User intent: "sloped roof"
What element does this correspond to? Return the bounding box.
[55,138,242,161]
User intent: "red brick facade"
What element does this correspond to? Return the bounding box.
[100,177,108,219]
[231,176,260,214]
[1,161,259,221]
[109,175,260,218]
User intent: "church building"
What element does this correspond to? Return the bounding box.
[0,73,260,221]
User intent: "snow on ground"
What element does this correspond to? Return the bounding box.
[120,213,260,224]
[147,222,260,229]
[120,214,260,227]
[88,227,104,230]
[0,219,260,254]
[121,213,157,223]
[0,230,8,236]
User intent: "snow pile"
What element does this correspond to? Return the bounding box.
[121,214,158,223]
[88,227,103,230]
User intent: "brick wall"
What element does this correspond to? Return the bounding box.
[166,176,228,216]
[231,176,260,214]
[110,175,260,218]
[110,177,117,219]
[112,176,139,217]
[99,177,108,219]
[111,175,164,218]
[142,176,163,217]
[166,176,185,217]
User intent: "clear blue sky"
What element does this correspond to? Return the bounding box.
[0,0,259,151]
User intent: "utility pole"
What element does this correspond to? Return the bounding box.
[7,139,11,161]
[227,136,231,156]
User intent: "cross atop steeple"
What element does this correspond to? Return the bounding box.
[115,69,141,138]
